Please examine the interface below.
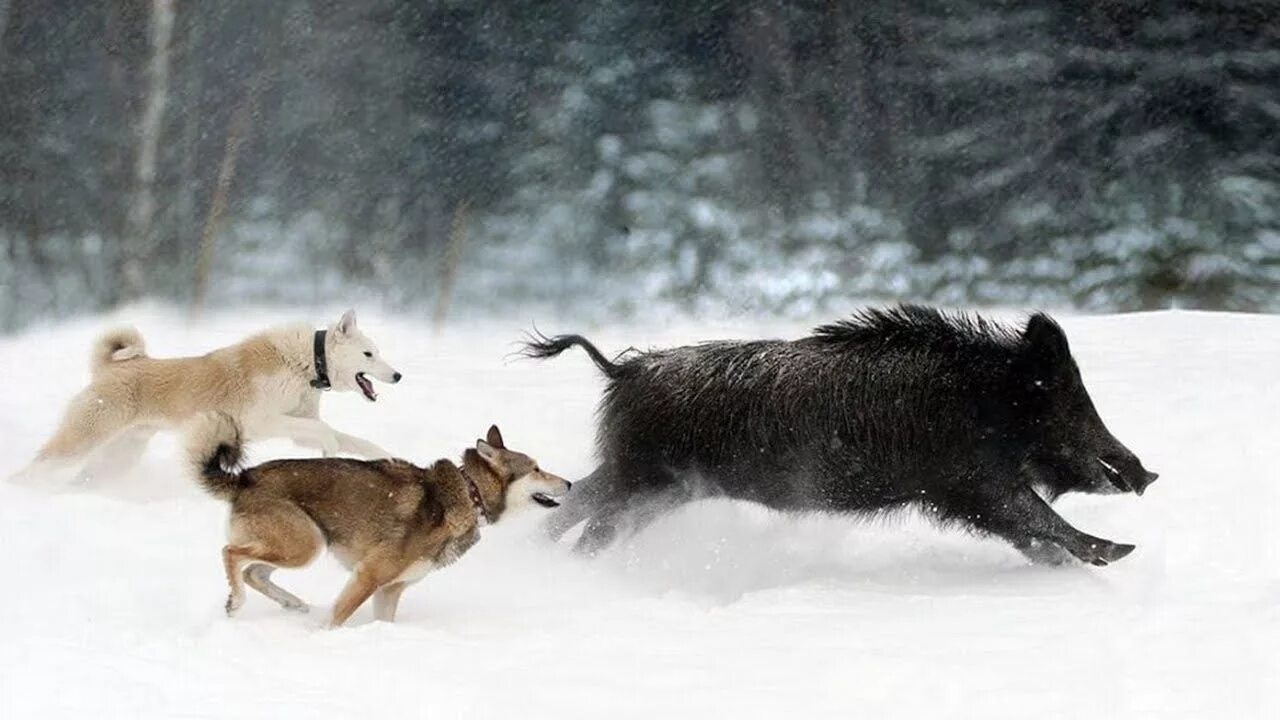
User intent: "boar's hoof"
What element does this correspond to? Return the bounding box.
[1081,540,1135,567]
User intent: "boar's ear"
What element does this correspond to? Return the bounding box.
[1023,313,1071,366]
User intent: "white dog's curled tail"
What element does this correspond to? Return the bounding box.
[91,326,147,375]
[186,412,247,500]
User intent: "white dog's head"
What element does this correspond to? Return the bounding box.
[325,309,401,401]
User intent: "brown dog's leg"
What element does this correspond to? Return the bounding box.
[243,564,309,613]
[223,545,253,616]
[223,504,324,616]
[330,559,403,627]
[330,569,381,627]
[372,582,408,622]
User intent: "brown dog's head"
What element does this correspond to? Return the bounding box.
[473,425,572,519]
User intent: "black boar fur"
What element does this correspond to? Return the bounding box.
[523,305,1158,565]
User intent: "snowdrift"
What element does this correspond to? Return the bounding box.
[0,306,1276,718]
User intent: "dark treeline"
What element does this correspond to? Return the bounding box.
[1,0,1277,330]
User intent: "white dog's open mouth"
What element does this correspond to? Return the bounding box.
[531,492,560,508]
[355,373,377,402]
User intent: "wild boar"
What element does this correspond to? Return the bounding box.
[522,305,1157,565]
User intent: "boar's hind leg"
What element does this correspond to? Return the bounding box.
[573,469,688,556]
[575,511,621,556]
[546,466,611,542]
[957,485,1135,567]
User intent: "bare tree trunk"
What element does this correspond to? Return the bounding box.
[121,0,175,302]
[103,1,132,305]
[0,0,12,48]
[828,0,864,205]
[734,4,825,208]
[191,73,265,321]
[175,6,204,258]
[371,194,403,283]
[432,199,470,334]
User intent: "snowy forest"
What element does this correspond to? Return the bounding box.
[1,0,1278,331]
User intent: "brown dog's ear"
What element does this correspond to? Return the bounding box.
[486,425,505,449]
[476,439,500,464]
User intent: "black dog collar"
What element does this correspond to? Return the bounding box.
[310,329,331,390]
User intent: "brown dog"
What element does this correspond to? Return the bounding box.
[187,414,571,627]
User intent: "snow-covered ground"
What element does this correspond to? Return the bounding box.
[0,305,1276,719]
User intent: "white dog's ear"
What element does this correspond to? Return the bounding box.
[476,439,500,464]
[336,309,358,336]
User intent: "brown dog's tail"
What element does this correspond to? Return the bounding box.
[91,326,147,375]
[186,413,248,500]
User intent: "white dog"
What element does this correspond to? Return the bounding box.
[13,309,400,485]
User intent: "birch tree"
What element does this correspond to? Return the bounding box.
[192,72,266,320]
[0,0,11,46]
[121,0,175,302]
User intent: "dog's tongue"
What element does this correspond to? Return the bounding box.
[356,373,377,402]
[532,492,560,508]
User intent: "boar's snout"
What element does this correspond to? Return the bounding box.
[1132,469,1159,496]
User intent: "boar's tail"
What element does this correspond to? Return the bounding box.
[520,331,627,380]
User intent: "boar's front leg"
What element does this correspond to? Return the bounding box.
[953,484,1135,567]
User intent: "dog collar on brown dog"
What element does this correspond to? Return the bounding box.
[460,466,491,525]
